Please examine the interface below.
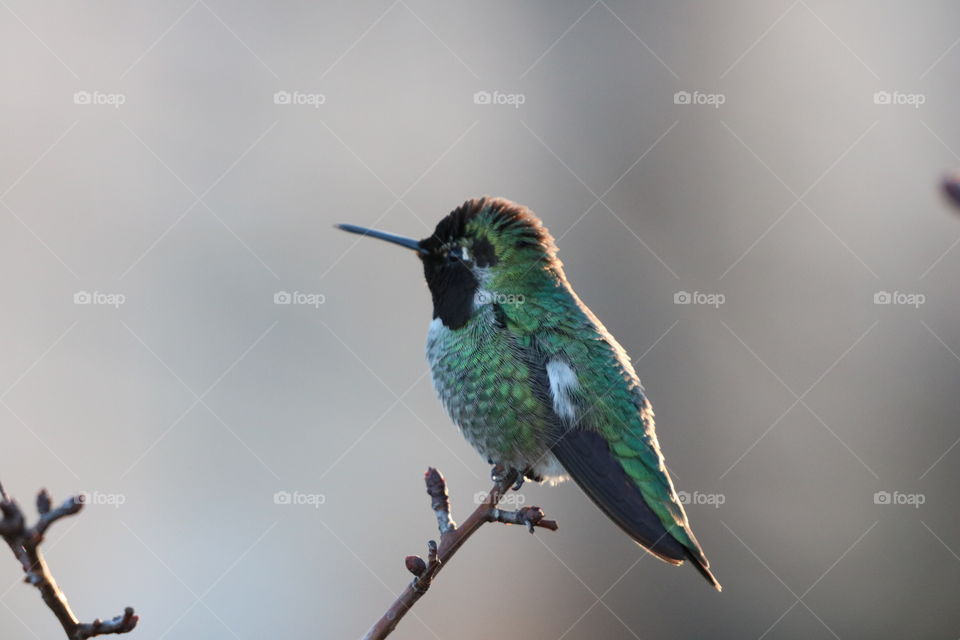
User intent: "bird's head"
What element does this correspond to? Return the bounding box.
[338,197,563,329]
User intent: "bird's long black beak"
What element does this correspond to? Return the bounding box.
[336,223,426,254]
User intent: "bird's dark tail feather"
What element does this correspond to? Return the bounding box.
[685,549,722,592]
[551,428,723,591]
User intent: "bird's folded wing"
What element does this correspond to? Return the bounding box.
[551,427,688,563]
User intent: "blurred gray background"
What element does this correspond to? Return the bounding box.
[1,1,959,638]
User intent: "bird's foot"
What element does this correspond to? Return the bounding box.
[511,468,542,491]
[490,463,520,489]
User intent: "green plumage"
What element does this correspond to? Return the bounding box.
[340,197,720,590]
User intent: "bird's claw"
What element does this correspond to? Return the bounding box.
[490,463,522,490]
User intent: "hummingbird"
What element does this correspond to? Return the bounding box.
[338,196,721,590]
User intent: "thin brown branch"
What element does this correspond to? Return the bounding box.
[363,467,558,640]
[0,485,139,639]
[944,171,960,210]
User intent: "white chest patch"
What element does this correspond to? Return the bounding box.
[471,266,494,311]
[473,287,491,310]
[546,359,579,422]
[425,317,448,364]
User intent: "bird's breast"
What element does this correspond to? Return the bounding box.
[425,314,554,469]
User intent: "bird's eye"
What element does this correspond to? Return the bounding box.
[447,246,468,263]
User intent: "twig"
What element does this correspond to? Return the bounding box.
[363,467,558,640]
[0,483,138,639]
[944,171,960,210]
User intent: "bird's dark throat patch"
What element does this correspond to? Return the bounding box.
[421,254,478,330]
